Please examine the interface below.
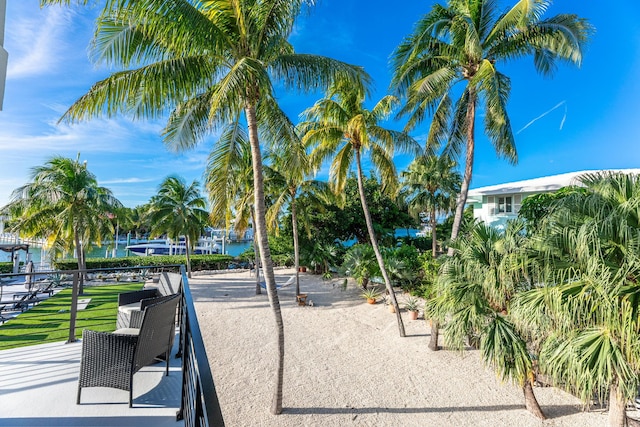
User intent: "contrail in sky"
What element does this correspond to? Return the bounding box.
[517,101,567,134]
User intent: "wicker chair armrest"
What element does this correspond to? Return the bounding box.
[78,329,138,390]
[118,289,158,306]
[128,310,145,329]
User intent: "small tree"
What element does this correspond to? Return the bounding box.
[149,176,209,278]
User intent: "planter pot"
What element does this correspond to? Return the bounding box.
[367,298,376,304]
[299,266,307,273]
[388,304,396,313]
[408,310,419,320]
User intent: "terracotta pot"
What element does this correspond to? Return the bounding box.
[299,266,307,272]
[388,304,396,313]
[367,298,376,304]
[408,310,419,320]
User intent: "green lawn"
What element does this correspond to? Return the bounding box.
[0,283,143,350]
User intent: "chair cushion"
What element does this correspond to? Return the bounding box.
[113,327,140,335]
[118,302,142,314]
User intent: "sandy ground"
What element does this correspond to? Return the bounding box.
[189,268,614,426]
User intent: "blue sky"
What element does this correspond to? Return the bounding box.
[1,1,639,208]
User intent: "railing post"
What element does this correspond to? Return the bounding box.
[67,270,79,343]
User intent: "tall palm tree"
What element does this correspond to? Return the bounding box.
[148,176,209,278]
[2,155,121,292]
[401,154,461,257]
[265,141,333,296]
[512,172,640,427]
[205,123,262,294]
[391,0,591,253]
[429,220,547,418]
[41,0,366,413]
[301,81,420,337]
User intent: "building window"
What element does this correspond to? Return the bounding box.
[498,196,512,213]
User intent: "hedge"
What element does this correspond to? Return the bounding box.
[0,262,14,274]
[54,254,235,272]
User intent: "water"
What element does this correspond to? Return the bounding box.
[0,238,251,265]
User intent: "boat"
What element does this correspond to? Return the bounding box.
[126,237,221,257]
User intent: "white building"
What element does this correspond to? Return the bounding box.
[467,169,640,230]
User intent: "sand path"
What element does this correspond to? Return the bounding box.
[190,268,610,426]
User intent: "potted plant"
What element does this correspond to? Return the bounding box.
[385,296,396,313]
[361,287,381,304]
[404,296,421,320]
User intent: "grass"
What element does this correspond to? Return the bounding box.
[0,283,143,350]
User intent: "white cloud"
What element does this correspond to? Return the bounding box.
[101,177,157,185]
[6,6,75,78]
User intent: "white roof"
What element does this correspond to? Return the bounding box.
[468,169,640,197]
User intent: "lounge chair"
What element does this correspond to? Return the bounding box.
[76,293,180,407]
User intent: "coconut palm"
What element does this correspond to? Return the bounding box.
[512,172,640,427]
[429,219,547,418]
[265,140,333,296]
[391,0,591,253]
[2,155,121,293]
[148,176,209,278]
[401,154,461,257]
[301,80,420,337]
[205,123,263,293]
[41,0,366,413]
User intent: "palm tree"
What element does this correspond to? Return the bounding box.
[265,141,333,296]
[205,123,263,293]
[2,155,121,293]
[401,154,461,257]
[512,172,640,427]
[148,176,209,278]
[301,81,420,337]
[41,0,366,413]
[391,0,591,253]
[429,220,547,419]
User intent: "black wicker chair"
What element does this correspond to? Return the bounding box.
[76,293,180,407]
[117,272,182,329]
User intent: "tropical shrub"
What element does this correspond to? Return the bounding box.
[54,254,234,271]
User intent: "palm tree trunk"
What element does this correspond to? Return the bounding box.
[291,193,300,296]
[252,210,261,295]
[355,149,406,337]
[523,380,546,419]
[78,241,85,295]
[185,235,192,278]
[428,319,439,351]
[431,205,437,258]
[246,103,285,415]
[608,381,628,427]
[448,92,476,256]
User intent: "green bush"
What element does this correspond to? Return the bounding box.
[54,254,235,271]
[0,262,14,274]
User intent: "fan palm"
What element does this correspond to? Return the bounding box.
[301,81,420,337]
[148,176,209,278]
[512,172,640,427]
[401,154,461,256]
[429,220,547,418]
[391,0,592,253]
[41,0,367,413]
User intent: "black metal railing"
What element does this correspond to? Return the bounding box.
[176,266,225,426]
[1,264,225,425]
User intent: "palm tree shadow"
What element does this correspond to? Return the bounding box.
[283,403,587,418]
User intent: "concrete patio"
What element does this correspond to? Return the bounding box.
[0,337,184,427]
